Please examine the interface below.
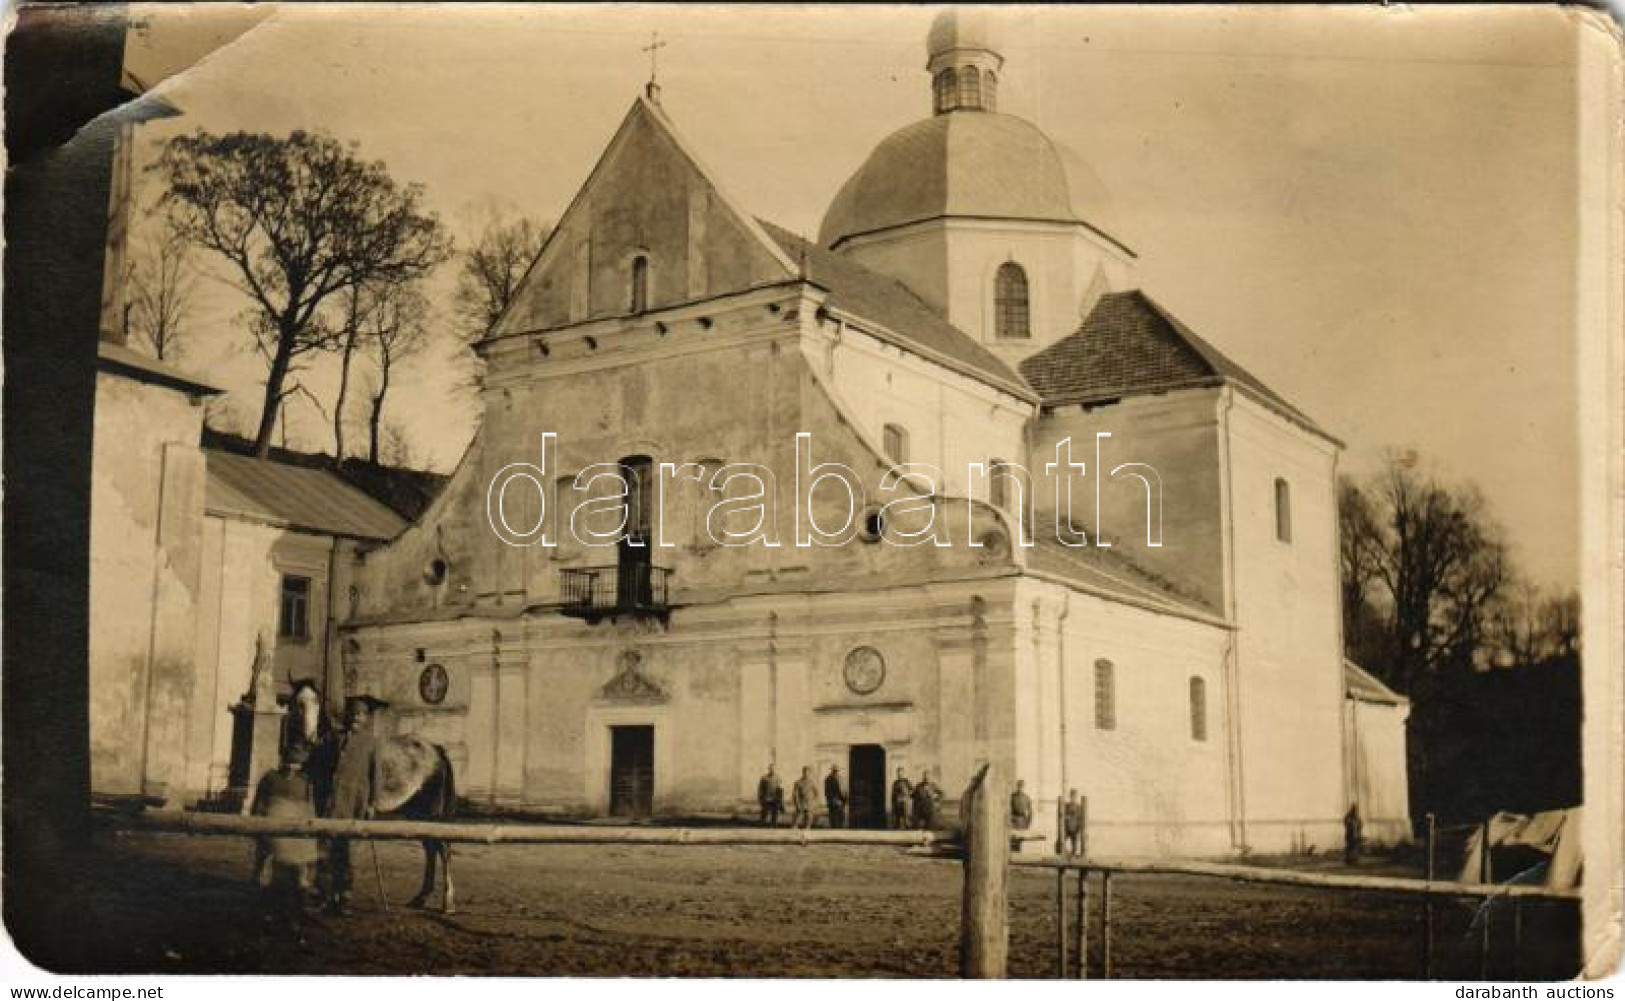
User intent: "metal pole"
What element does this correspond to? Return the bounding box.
[1056,868,1069,978]
[1511,901,1523,979]
[1424,813,1436,978]
[1101,870,1113,980]
[1479,818,1492,979]
[1080,795,1089,858]
[1075,868,1088,979]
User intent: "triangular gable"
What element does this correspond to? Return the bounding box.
[491,96,796,338]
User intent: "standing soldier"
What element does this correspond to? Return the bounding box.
[1010,778,1034,831]
[791,766,818,829]
[912,770,940,830]
[1062,788,1084,857]
[824,765,848,829]
[1343,803,1363,865]
[248,743,319,930]
[757,765,784,827]
[889,768,913,830]
[326,694,387,913]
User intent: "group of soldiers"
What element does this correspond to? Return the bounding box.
[754,764,947,829]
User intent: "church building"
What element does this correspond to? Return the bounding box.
[340,10,1403,855]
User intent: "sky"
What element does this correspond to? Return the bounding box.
[124,4,1582,587]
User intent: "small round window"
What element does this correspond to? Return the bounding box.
[859,506,886,543]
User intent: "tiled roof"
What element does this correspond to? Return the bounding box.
[760,221,1036,402]
[204,449,408,541]
[1019,290,1329,438]
[1345,660,1408,706]
[1023,535,1219,621]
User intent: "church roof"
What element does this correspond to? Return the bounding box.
[1023,534,1221,621]
[760,221,1035,403]
[204,448,408,542]
[819,112,1122,251]
[1018,290,1332,439]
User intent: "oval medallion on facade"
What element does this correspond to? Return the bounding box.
[843,646,886,696]
[419,663,449,705]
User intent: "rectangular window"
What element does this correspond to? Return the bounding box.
[1189,676,1208,742]
[279,574,311,640]
[1094,659,1116,731]
[1274,477,1292,543]
[882,424,909,465]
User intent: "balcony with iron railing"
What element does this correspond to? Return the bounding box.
[558,560,673,623]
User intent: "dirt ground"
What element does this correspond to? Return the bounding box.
[26,830,1579,978]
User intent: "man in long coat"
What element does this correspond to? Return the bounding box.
[791,766,818,829]
[757,765,784,827]
[889,768,913,830]
[824,765,848,829]
[325,694,387,912]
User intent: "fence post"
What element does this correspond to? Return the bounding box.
[1055,868,1068,977]
[1101,869,1114,979]
[1424,812,1436,978]
[1479,817,1492,978]
[1075,868,1088,978]
[959,763,1009,979]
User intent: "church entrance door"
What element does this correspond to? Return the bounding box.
[609,725,654,818]
[847,744,887,829]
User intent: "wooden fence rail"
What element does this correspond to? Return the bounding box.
[102,809,955,847]
[1017,854,1578,980]
[1013,856,1581,902]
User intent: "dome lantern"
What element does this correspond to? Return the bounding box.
[926,8,1003,114]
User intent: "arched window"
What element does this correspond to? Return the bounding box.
[995,262,1030,339]
[553,474,575,560]
[693,457,725,549]
[629,255,649,314]
[1094,658,1116,731]
[619,455,654,540]
[1189,676,1208,742]
[934,69,956,113]
[957,66,981,109]
[981,70,998,111]
[882,423,909,465]
[1274,477,1292,543]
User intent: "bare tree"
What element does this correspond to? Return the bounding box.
[152,129,451,456]
[452,213,550,342]
[1339,455,1512,694]
[125,226,198,361]
[357,283,431,465]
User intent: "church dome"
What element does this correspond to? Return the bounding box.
[819,111,1089,248]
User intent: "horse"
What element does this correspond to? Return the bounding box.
[285,688,460,914]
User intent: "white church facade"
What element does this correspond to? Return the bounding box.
[337,10,1405,855]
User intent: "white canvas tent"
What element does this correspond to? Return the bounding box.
[1458,807,1582,890]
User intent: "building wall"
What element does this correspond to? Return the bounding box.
[806,316,1030,500]
[1222,391,1348,852]
[1028,389,1226,608]
[1344,697,1412,845]
[88,370,207,802]
[1011,579,1235,857]
[193,516,345,798]
[837,218,1133,369]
